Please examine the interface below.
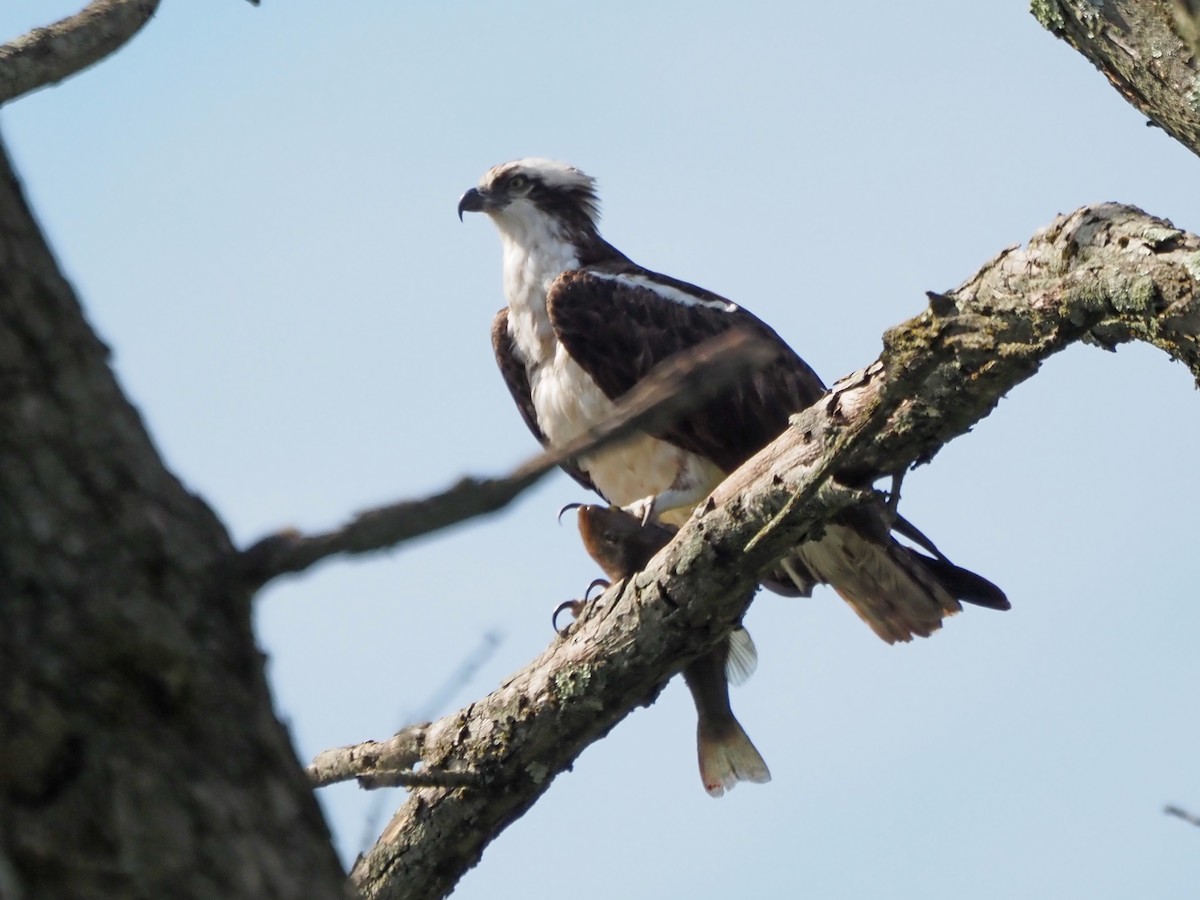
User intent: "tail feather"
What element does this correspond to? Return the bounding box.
[796,522,1006,644]
[918,555,1010,611]
[697,718,771,799]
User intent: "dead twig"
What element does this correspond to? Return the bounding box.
[238,329,779,588]
[1164,804,1200,829]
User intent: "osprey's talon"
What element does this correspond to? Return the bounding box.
[553,580,612,636]
[884,471,905,526]
[623,496,657,527]
[585,578,612,602]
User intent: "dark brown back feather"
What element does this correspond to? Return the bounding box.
[546,267,826,474]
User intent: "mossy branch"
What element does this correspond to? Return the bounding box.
[1031,0,1200,159]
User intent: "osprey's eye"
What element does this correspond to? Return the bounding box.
[508,174,529,191]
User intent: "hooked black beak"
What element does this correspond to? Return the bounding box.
[457,187,488,222]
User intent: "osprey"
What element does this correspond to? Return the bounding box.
[457,158,1008,644]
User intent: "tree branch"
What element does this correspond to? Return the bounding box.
[308,725,428,788]
[1170,0,1200,57]
[309,722,480,792]
[1031,0,1200,158]
[0,0,161,106]
[237,330,779,587]
[1164,804,1200,828]
[346,202,1200,900]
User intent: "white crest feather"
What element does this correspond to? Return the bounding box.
[481,158,595,193]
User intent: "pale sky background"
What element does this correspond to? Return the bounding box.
[4,2,1200,897]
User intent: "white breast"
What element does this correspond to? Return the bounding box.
[497,228,717,518]
[528,344,690,510]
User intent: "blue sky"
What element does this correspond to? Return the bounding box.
[4,2,1200,896]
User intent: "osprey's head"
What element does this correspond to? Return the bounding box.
[457,159,600,236]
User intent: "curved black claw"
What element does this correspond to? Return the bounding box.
[585,578,612,602]
[557,502,585,525]
[552,599,585,636]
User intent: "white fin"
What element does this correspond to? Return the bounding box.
[698,719,771,798]
[724,627,758,687]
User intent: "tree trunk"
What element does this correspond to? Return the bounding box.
[0,138,348,900]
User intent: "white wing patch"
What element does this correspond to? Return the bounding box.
[588,271,738,312]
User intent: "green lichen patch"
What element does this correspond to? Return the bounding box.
[1030,0,1066,32]
[525,761,549,784]
[1110,274,1158,314]
[553,665,593,699]
[1142,225,1183,249]
[1182,253,1200,283]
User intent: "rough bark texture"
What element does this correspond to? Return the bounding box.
[0,140,348,899]
[0,0,160,106]
[1032,0,1200,155]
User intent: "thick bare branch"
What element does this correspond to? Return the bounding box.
[237,330,779,587]
[0,0,160,106]
[349,203,1200,900]
[1032,0,1200,157]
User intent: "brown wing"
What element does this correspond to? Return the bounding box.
[490,308,600,496]
[546,267,827,473]
[545,268,1009,630]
